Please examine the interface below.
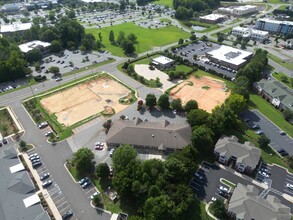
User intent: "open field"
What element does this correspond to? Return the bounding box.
[154,0,173,7]
[180,20,219,33]
[86,23,190,56]
[40,76,130,126]
[170,76,230,113]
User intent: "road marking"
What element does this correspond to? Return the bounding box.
[85,189,94,195]
[191,186,199,191]
[56,201,68,209]
[286,178,293,183]
[283,189,293,195]
[54,197,66,205]
[191,181,202,187]
[51,192,63,200]
[286,175,293,180]
[59,204,70,213]
[270,188,283,196]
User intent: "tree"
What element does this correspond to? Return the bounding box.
[127,33,138,44]
[96,163,110,178]
[72,148,95,173]
[116,31,125,45]
[158,94,170,110]
[186,109,209,127]
[232,76,250,100]
[258,135,270,149]
[48,10,55,21]
[210,199,227,219]
[48,66,60,74]
[81,33,96,51]
[191,125,214,153]
[171,98,182,111]
[67,9,76,19]
[217,35,224,43]
[122,40,136,54]
[50,40,63,53]
[19,140,27,148]
[201,35,208,41]
[178,38,184,45]
[109,30,115,44]
[225,94,246,115]
[120,0,126,11]
[164,157,187,183]
[145,94,157,109]
[112,145,137,172]
[26,49,43,63]
[282,109,293,122]
[144,195,174,220]
[93,195,102,206]
[184,100,198,113]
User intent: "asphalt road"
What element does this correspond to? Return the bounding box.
[243,110,293,155]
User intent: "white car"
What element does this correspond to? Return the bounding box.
[286,183,293,190]
[219,186,229,193]
[259,171,269,178]
[29,153,38,159]
[211,197,217,202]
[90,191,100,200]
[109,148,115,157]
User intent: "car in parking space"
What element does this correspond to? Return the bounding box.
[259,171,269,178]
[56,77,62,82]
[45,131,53,137]
[260,168,270,175]
[109,148,115,157]
[219,186,229,193]
[38,121,48,129]
[29,155,40,161]
[255,130,263,135]
[218,190,229,198]
[42,180,52,188]
[32,161,42,168]
[62,210,73,220]
[286,183,293,190]
[244,118,250,122]
[90,191,100,200]
[79,177,89,185]
[211,197,217,202]
[2,138,8,144]
[252,124,260,130]
[279,131,286,135]
[31,158,41,164]
[195,173,204,180]
[29,153,38,159]
[277,149,289,156]
[40,173,50,181]
[81,180,92,189]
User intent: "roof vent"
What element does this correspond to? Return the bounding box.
[152,134,155,138]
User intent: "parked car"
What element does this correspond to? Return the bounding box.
[42,180,52,188]
[90,191,100,200]
[62,210,73,220]
[255,130,263,135]
[31,159,41,164]
[79,177,89,185]
[252,125,260,130]
[29,155,40,161]
[2,138,8,144]
[81,180,92,189]
[279,131,286,135]
[32,161,42,168]
[29,153,38,159]
[38,122,48,129]
[109,148,115,157]
[259,171,269,178]
[195,173,204,180]
[56,77,62,82]
[260,168,270,174]
[40,173,50,181]
[45,131,53,137]
[219,186,229,193]
[277,149,289,156]
[286,183,293,190]
[218,190,229,198]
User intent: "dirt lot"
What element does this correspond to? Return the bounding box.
[40,77,131,126]
[170,76,230,113]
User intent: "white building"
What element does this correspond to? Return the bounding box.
[0,23,32,36]
[19,41,51,54]
[232,26,269,41]
[206,45,253,70]
[218,5,258,16]
[199,14,226,24]
[255,18,293,35]
[152,56,174,69]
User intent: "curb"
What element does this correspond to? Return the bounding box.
[89,200,112,214]
[205,202,218,220]
[64,163,78,184]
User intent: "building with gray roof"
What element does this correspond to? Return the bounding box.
[0,3,23,14]
[254,79,293,112]
[228,183,291,220]
[106,118,191,151]
[0,147,50,220]
[214,136,261,174]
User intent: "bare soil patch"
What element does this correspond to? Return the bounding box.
[170,76,230,113]
[40,77,130,126]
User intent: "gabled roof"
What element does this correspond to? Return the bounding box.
[3,148,18,159]
[255,79,293,111]
[215,136,261,169]
[8,172,35,194]
[229,183,291,220]
[106,118,191,150]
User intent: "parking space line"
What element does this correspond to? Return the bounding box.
[286,175,293,180]
[51,192,63,200]
[191,186,199,191]
[59,205,70,213]
[286,178,293,183]
[84,189,94,195]
[191,181,202,187]
[56,201,67,209]
[54,197,66,205]
[283,189,293,195]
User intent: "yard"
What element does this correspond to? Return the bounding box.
[154,0,173,7]
[272,72,293,90]
[86,23,190,56]
[268,53,293,70]
[0,108,18,137]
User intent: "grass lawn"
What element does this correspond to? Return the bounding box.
[277,5,288,10]
[220,178,236,188]
[165,64,193,75]
[0,108,18,136]
[268,53,293,70]
[185,200,214,220]
[160,18,172,23]
[86,23,190,57]
[272,72,293,89]
[18,144,34,152]
[154,0,173,7]
[248,93,293,137]
[180,20,219,33]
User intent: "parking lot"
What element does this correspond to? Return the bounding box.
[242,109,293,155]
[171,41,236,78]
[191,162,293,211]
[28,149,74,218]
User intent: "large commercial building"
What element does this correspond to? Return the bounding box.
[0,147,50,220]
[228,183,291,220]
[0,3,24,14]
[199,14,226,24]
[152,56,174,69]
[0,23,32,36]
[218,5,258,16]
[106,118,191,151]
[19,40,51,54]
[255,18,293,35]
[232,26,269,41]
[214,136,261,174]
[206,45,253,70]
[254,79,293,112]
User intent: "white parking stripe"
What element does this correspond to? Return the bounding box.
[59,205,70,213]
[191,181,202,187]
[85,189,94,195]
[52,192,63,200]
[286,175,293,180]
[191,186,199,191]
[286,178,293,183]
[56,201,67,209]
[283,189,293,195]
[55,198,66,205]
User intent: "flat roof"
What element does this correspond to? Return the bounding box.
[234,5,258,10]
[233,27,269,36]
[0,23,32,33]
[207,45,253,66]
[200,14,225,21]
[152,56,174,65]
[257,18,293,26]
[18,40,51,53]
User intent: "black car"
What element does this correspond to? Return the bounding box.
[42,180,52,188]
[277,149,289,156]
[32,161,42,168]
[251,125,260,130]
[79,177,89,185]
[81,181,92,189]
[2,138,8,144]
[62,210,73,220]
[40,173,50,181]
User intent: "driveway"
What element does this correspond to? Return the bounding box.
[242,110,293,155]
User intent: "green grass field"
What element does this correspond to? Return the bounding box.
[154,0,173,7]
[272,72,293,89]
[268,53,293,70]
[180,20,219,33]
[86,23,190,57]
